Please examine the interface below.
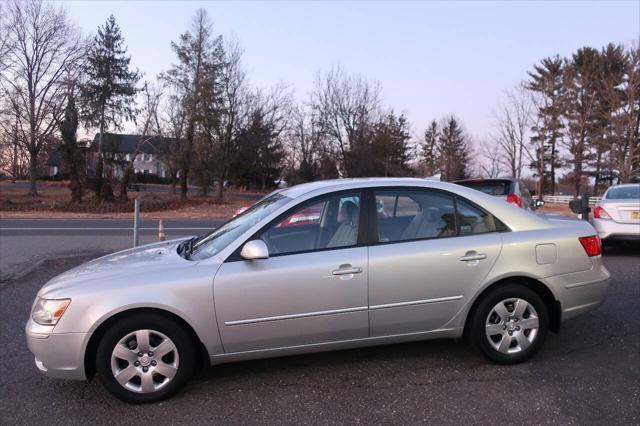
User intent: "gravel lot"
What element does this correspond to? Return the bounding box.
[1,246,638,424]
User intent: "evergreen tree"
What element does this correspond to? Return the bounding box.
[370,111,412,176]
[163,9,224,200]
[527,56,564,195]
[422,120,440,176]
[591,44,626,193]
[438,116,470,181]
[233,110,284,189]
[80,15,140,200]
[58,84,83,203]
[562,47,603,195]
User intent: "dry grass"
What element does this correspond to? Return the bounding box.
[0,181,260,219]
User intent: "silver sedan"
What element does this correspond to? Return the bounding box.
[26,178,610,403]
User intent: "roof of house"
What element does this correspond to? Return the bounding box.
[91,133,176,155]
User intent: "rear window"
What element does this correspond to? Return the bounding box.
[456,180,510,196]
[605,185,640,200]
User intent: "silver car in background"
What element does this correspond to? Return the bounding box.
[26,178,610,403]
[592,183,640,244]
[454,178,537,210]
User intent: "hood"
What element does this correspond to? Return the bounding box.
[39,238,190,297]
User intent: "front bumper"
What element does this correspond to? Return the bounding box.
[592,218,640,241]
[25,318,88,380]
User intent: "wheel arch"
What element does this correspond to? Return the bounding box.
[83,307,210,379]
[463,275,562,337]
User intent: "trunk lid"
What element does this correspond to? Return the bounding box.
[600,200,640,224]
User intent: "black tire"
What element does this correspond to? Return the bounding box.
[96,312,196,403]
[469,284,549,364]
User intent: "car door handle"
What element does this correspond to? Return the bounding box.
[332,266,363,276]
[459,252,487,262]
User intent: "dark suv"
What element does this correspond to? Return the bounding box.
[453,178,537,210]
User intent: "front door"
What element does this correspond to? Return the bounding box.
[214,192,369,353]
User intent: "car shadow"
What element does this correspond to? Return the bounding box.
[602,242,640,256]
[192,336,519,387]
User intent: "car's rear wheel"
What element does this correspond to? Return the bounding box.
[469,284,549,364]
[96,312,196,403]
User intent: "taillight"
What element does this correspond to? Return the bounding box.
[579,235,602,257]
[506,194,522,208]
[593,206,611,219]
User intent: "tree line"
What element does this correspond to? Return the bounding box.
[0,0,638,205]
[485,45,639,196]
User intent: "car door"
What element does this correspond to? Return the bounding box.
[213,191,369,353]
[368,188,503,337]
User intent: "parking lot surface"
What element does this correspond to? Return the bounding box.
[1,245,638,424]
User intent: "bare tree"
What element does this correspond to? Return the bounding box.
[477,140,505,178]
[158,90,186,193]
[0,2,12,73]
[0,107,29,181]
[311,65,382,176]
[211,39,248,201]
[286,105,327,182]
[491,84,533,178]
[0,0,82,195]
[119,83,162,200]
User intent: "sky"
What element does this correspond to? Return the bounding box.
[60,0,639,142]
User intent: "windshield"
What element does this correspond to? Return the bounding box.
[605,185,640,200]
[187,193,291,260]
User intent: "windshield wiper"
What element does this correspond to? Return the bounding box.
[178,236,198,259]
[186,236,196,257]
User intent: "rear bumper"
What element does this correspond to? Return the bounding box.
[545,261,611,322]
[592,218,640,241]
[25,318,88,380]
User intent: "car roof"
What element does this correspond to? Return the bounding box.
[279,177,431,198]
[453,178,517,183]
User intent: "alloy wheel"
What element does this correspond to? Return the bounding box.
[110,329,179,393]
[485,298,539,355]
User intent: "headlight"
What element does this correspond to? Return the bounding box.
[31,298,71,326]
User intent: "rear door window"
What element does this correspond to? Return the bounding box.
[455,198,506,235]
[375,190,455,243]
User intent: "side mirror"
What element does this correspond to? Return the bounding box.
[240,240,269,260]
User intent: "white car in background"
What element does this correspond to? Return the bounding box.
[592,183,640,244]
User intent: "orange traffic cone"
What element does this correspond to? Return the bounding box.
[158,220,166,241]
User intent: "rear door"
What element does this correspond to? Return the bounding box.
[367,188,503,337]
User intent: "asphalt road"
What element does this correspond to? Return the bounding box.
[0,219,224,280]
[0,246,638,424]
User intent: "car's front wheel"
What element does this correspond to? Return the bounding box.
[469,284,549,364]
[96,312,196,403]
